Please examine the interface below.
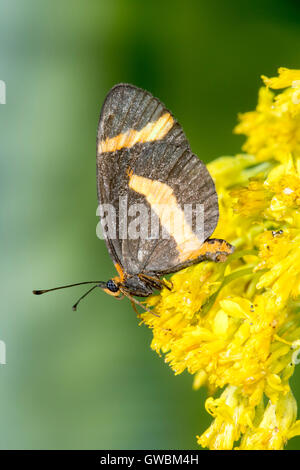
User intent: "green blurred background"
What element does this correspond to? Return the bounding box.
[1,0,300,450]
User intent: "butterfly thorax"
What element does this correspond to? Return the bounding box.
[121,275,155,297]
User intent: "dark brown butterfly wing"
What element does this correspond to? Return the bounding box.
[96,83,219,276]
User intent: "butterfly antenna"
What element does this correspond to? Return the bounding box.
[33,281,103,295]
[72,285,98,311]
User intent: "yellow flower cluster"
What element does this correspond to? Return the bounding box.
[142,68,300,450]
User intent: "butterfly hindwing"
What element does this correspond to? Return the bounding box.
[123,142,219,274]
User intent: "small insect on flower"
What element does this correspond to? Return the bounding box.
[33,84,233,314]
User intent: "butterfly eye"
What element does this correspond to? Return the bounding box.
[106,279,119,293]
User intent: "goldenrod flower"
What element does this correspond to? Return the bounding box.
[235,68,300,163]
[142,67,300,450]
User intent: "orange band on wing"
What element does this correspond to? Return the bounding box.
[128,174,205,261]
[98,113,174,153]
[184,239,233,261]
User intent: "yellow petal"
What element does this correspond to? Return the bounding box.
[262,67,300,89]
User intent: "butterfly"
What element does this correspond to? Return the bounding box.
[33,84,233,313]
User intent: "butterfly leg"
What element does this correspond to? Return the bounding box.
[129,298,141,317]
[120,288,160,318]
[138,273,172,291]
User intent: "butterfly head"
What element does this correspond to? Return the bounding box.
[102,278,122,297]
